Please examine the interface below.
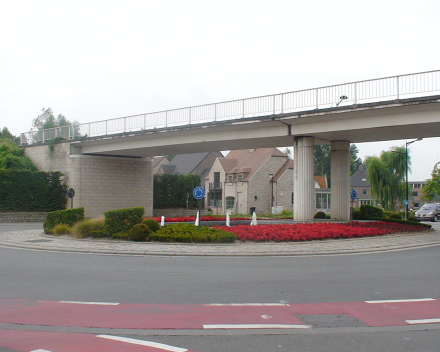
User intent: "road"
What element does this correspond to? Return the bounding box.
[0,223,439,351]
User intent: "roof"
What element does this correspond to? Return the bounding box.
[223,148,287,181]
[350,168,370,187]
[314,176,327,188]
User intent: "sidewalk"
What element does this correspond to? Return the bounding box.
[1,224,440,256]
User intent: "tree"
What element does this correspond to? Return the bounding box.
[350,144,363,175]
[365,146,409,211]
[314,144,362,185]
[421,162,440,201]
[0,138,36,171]
[32,108,72,130]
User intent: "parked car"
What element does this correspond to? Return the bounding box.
[414,203,440,222]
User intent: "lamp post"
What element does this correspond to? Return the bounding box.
[405,138,423,220]
[269,173,274,211]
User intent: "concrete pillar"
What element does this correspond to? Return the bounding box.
[293,136,315,221]
[331,140,351,220]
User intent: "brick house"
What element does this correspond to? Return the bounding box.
[205,148,329,215]
[350,166,378,208]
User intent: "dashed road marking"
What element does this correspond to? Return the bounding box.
[365,298,435,304]
[203,324,310,329]
[406,318,440,324]
[59,301,120,305]
[97,335,188,352]
[205,303,289,306]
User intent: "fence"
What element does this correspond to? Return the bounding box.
[20,69,440,145]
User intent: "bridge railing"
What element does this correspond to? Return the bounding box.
[20,69,440,145]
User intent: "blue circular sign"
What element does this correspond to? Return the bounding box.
[193,186,205,200]
[350,189,357,201]
[403,200,409,205]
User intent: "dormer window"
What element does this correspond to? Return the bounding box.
[237,174,243,183]
[228,174,233,183]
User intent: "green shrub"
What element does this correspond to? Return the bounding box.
[314,211,326,219]
[383,211,392,218]
[0,170,66,212]
[408,215,419,222]
[44,207,84,233]
[360,204,383,219]
[352,208,362,220]
[110,231,130,240]
[389,212,402,219]
[71,217,105,238]
[52,224,71,235]
[379,218,431,228]
[128,223,151,242]
[152,223,236,243]
[142,218,160,232]
[104,206,144,235]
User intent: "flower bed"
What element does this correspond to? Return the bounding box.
[150,216,251,222]
[214,221,429,242]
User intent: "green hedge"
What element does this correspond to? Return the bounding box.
[0,170,66,211]
[150,223,237,243]
[104,206,144,235]
[44,207,84,233]
[360,204,384,219]
[154,174,201,209]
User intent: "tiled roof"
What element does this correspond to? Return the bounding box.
[224,148,287,181]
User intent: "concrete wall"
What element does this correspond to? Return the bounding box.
[24,142,153,218]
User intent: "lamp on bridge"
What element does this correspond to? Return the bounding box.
[336,95,348,106]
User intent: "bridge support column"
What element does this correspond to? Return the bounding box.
[293,136,315,221]
[331,140,350,221]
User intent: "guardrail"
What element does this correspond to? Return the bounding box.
[20,69,440,145]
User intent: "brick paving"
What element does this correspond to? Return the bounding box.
[0,226,439,256]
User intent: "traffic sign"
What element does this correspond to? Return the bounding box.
[350,189,357,201]
[192,186,205,200]
[403,200,409,206]
[67,188,75,199]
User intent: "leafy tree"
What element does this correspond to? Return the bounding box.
[365,146,409,211]
[314,144,362,185]
[350,144,363,175]
[421,162,440,201]
[0,138,36,171]
[154,174,201,208]
[32,107,72,130]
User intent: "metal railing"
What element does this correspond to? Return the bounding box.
[20,69,440,145]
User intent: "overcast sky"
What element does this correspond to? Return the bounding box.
[1,0,439,180]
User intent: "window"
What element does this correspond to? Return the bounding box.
[226,196,235,209]
[362,189,367,195]
[228,174,233,183]
[412,191,418,197]
[237,174,243,183]
[316,193,330,209]
[360,200,374,205]
[254,196,258,201]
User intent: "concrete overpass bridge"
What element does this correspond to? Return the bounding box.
[21,70,440,220]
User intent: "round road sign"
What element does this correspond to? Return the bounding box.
[193,186,205,200]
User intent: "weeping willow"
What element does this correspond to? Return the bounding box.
[365,146,409,211]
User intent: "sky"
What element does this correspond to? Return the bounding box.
[1,0,439,181]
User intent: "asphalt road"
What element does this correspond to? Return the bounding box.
[0,222,439,351]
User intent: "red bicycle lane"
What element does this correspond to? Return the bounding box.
[0,297,439,330]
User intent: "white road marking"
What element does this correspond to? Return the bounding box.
[31,350,53,352]
[406,318,440,325]
[365,298,435,304]
[97,335,188,352]
[59,301,120,305]
[203,324,310,329]
[206,303,289,306]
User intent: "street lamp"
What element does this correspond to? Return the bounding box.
[405,138,423,219]
[393,138,423,220]
[269,173,274,210]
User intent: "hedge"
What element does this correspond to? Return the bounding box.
[44,207,85,233]
[360,204,384,219]
[0,170,66,211]
[154,174,201,209]
[104,206,145,235]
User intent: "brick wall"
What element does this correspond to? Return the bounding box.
[24,142,154,218]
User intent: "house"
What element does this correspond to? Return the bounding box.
[205,148,329,215]
[350,166,378,208]
[153,156,169,174]
[155,151,223,184]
